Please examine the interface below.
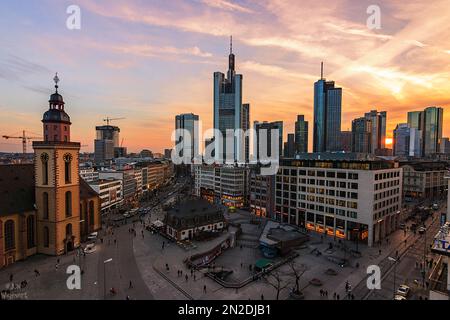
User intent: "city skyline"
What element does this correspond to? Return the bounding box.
[1,0,450,154]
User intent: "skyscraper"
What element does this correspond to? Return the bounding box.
[408,107,444,157]
[284,133,295,158]
[242,103,250,162]
[254,121,283,160]
[313,63,342,152]
[340,131,352,152]
[294,115,308,153]
[423,106,443,157]
[364,110,387,155]
[175,113,199,162]
[213,37,244,162]
[94,125,120,163]
[393,123,421,157]
[351,117,372,153]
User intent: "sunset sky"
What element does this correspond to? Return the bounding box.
[1,0,449,153]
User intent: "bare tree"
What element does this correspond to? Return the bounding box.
[265,270,290,300]
[287,261,307,294]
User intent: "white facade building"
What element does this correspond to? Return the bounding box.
[275,158,402,247]
[80,167,99,183]
[88,178,123,212]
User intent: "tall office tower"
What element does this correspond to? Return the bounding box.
[340,131,352,152]
[364,110,387,155]
[175,113,199,162]
[94,124,120,163]
[254,121,283,160]
[407,111,424,131]
[423,106,443,157]
[284,133,295,158]
[441,137,450,154]
[313,63,342,152]
[393,123,422,157]
[213,37,244,162]
[295,115,308,153]
[351,117,372,153]
[242,103,250,162]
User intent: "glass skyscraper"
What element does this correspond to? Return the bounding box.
[213,38,245,162]
[295,115,308,153]
[175,113,199,161]
[313,64,342,152]
[364,110,387,154]
[254,121,283,160]
[423,106,443,156]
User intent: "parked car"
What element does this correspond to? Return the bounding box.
[394,294,407,300]
[399,223,406,230]
[432,203,439,210]
[87,232,98,241]
[396,284,410,297]
[418,226,426,234]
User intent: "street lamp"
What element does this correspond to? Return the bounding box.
[103,258,113,299]
[388,256,397,299]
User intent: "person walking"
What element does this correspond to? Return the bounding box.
[129,281,133,289]
[203,285,207,293]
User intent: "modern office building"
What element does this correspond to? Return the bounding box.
[364,110,387,155]
[94,125,120,164]
[254,121,283,160]
[88,178,123,213]
[242,103,250,162]
[423,107,444,157]
[213,37,245,162]
[408,107,444,157]
[249,167,275,218]
[351,117,372,153]
[80,167,99,182]
[284,133,295,158]
[98,169,139,202]
[393,123,422,157]
[441,138,450,155]
[313,63,342,152]
[175,113,199,162]
[295,115,308,153]
[400,161,448,200]
[274,155,402,247]
[340,131,352,152]
[194,164,248,208]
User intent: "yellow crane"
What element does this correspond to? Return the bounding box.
[2,130,42,155]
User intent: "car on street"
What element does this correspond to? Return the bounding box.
[432,203,439,210]
[87,232,98,240]
[399,223,406,229]
[83,243,96,254]
[418,226,426,234]
[396,284,410,297]
[394,294,407,300]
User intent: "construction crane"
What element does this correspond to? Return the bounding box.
[2,130,42,155]
[103,117,125,125]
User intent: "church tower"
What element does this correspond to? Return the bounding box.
[33,74,81,255]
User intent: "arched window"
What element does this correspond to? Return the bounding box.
[65,191,72,217]
[4,220,15,251]
[63,153,72,184]
[66,223,72,236]
[89,200,95,227]
[43,192,49,219]
[27,215,35,249]
[41,153,49,185]
[43,227,49,247]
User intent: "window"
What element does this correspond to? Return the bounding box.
[5,220,15,251]
[65,191,72,217]
[43,192,49,219]
[41,153,49,185]
[63,153,72,183]
[89,200,95,227]
[27,215,35,249]
[66,223,72,236]
[43,227,49,247]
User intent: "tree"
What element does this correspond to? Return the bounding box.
[265,270,289,300]
[287,261,307,294]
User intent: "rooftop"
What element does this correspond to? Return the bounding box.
[0,164,35,216]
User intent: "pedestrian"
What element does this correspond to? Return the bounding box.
[320,289,323,296]
[325,290,328,298]
[194,274,196,281]
[337,294,340,300]
[333,292,336,300]
[114,239,117,246]
[203,285,207,293]
[34,269,40,277]
[185,274,188,282]
[129,281,133,289]
[261,294,264,300]
[351,294,355,300]
[9,274,13,282]
[378,249,381,255]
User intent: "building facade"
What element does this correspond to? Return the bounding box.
[88,178,123,212]
[254,121,283,160]
[175,113,199,162]
[295,115,308,153]
[249,167,275,218]
[364,110,387,155]
[274,157,402,247]
[351,117,372,153]
[393,123,422,157]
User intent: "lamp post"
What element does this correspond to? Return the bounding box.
[388,256,397,299]
[103,258,113,299]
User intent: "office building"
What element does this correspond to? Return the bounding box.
[351,117,372,153]
[274,155,402,247]
[313,63,342,152]
[295,115,308,153]
[213,37,245,162]
[94,125,120,164]
[408,107,444,157]
[393,123,422,157]
[340,131,352,152]
[249,167,275,218]
[364,110,387,155]
[284,134,295,158]
[254,121,283,160]
[175,113,199,162]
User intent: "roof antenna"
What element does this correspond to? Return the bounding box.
[53,72,60,93]
[230,35,233,54]
[320,62,323,80]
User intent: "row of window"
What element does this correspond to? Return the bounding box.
[374,179,400,190]
[375,171,400,180]
[374,188,400,200]
[278,169,359,180]
[275,207,358,220]
[277,180,358,189]
[40,152,72,185]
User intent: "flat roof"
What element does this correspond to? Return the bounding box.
[431,222,450,257]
